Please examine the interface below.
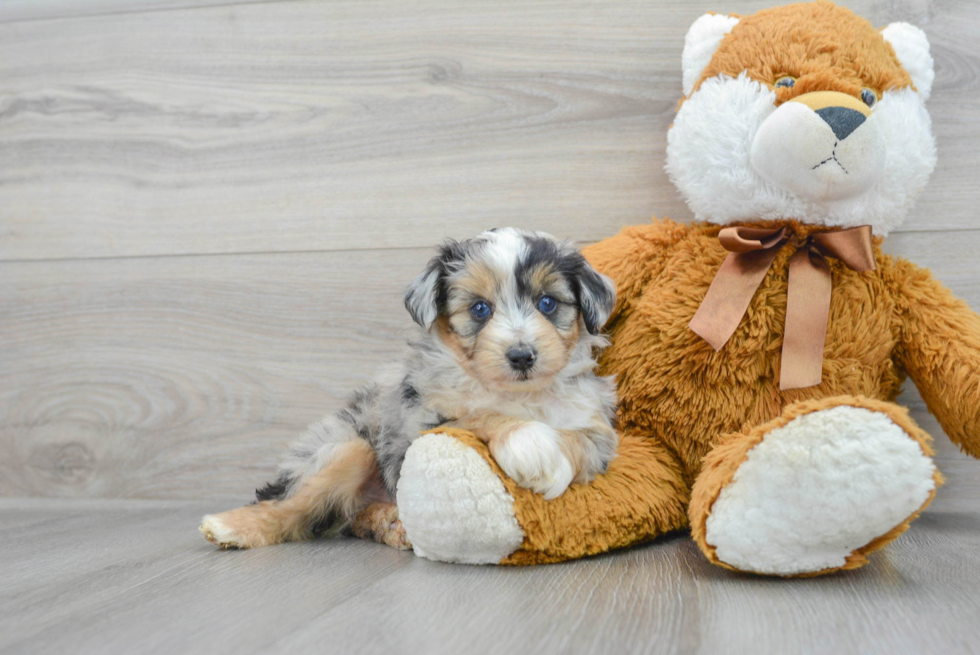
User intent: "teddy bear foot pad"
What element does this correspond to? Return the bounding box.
[697,399,940,576]
[398,432,525,564]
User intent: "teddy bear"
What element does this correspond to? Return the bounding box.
[390,0,980,576]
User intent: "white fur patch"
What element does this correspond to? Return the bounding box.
[397,433,524,564]
[682,13,740,97]
[199,515,242,548]
[882,22,934,101]
[481,228,526,276]
[492,421,574,500]
[704,406,937,575]
[666,74,936,235]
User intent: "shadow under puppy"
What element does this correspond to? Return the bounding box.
[200,228,618,550]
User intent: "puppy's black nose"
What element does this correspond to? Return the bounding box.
[506,345,536,372]
[815,106,866,141]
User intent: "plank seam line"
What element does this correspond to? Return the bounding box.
[0,0,300,27]
[0,243,436,265]
[0,225,974,265]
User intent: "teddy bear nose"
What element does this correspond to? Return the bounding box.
[815,106,866,141]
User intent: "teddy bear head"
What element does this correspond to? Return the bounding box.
[665,1,936,236]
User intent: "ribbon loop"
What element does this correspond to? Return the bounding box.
[810,227,877,272]
[689,224,876,390]
[718,226,790,253]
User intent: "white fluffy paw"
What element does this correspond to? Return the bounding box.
[492,421,574,500]
[199,514,247,549]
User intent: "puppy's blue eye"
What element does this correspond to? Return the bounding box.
[537,296,557,314]
[470,301,491,319]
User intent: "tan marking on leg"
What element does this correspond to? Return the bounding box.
[200,440,378,549]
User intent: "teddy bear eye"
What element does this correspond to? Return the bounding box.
[775,76,796,89]
[861,88,878,108]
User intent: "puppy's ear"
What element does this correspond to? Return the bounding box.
[404,239,466,329]
[571,256,616,335]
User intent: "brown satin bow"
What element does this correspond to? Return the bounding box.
[688,225,876,391]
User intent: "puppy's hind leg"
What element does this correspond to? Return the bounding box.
[200,439,378,549]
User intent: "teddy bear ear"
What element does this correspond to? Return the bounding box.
[881,22,934,101]
[682,13,740,96]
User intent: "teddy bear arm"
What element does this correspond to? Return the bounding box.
[890,259,980,458]
[582,219,688,323]
[397,428,691,565]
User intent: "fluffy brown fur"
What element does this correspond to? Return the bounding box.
[692,2,913,103]
[590,220,980,469]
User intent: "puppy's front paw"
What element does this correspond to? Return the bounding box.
[492,422,574,500]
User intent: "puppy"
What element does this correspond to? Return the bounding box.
[200,228,618,550]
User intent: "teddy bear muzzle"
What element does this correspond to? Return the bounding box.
[749,90,887,202]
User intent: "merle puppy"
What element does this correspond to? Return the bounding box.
[200,228,618,550]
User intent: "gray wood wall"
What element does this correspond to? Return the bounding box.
[2,0,977,501]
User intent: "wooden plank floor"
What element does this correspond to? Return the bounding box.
[2,457,978,655]
[2,0,980,501]
[2,0,980,652]
[1,0,979,263]
[2,0,979,501]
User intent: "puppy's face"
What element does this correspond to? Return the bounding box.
[405,228,615,391]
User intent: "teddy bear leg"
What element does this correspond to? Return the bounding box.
[689,396,943,576]
[397,428,690,565]
[396,431,527,564]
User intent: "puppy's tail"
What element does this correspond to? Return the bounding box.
[200,439,378,549]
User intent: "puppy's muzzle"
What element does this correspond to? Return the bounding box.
[506,345,537,372]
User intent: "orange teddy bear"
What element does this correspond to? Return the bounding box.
[394,1,980,575]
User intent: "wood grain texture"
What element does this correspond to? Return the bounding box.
[0,247,432,500]
[1,2,979,647]
[0,0,288,24]
[1,0,978,261]
[0,0,977,503]
[0,481,978,655]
